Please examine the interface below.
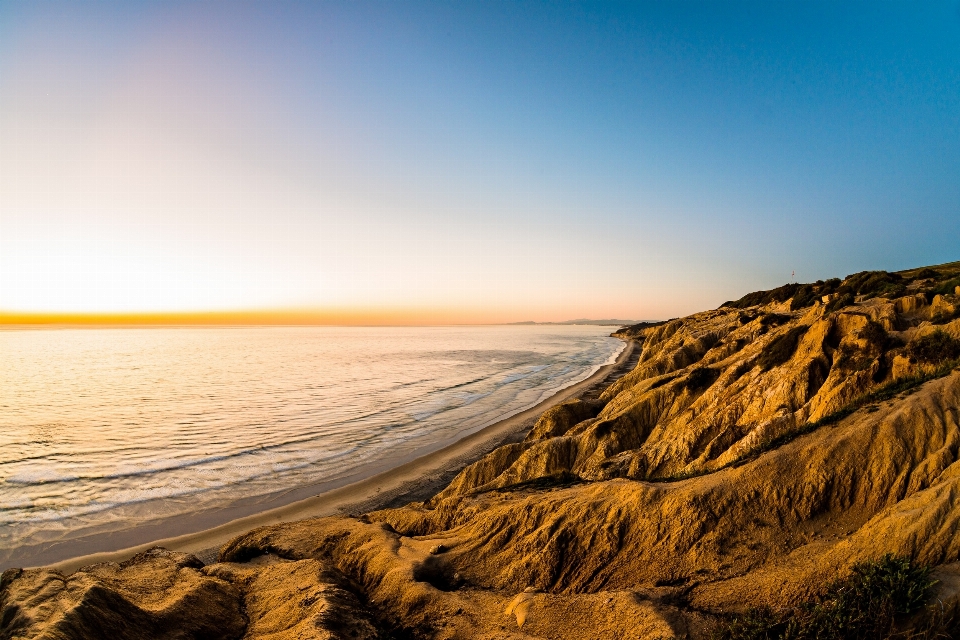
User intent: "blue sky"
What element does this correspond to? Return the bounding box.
[1,1,958,320]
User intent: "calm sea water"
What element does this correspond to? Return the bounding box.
[0,325,621,565]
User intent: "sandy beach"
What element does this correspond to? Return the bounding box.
[41,338,637,574]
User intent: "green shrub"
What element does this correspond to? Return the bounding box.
[931,277,960,296]
[790,284,820,310]
[838,271,908,300]
[859,320,883,343]
[715,555,937,640]
[907,330,960,365]
[717,607,784,640]
[915,268,942,279]
[758,326,809,371]
[834,343,872,372]
[723,278,848,312]
[724,283,802,309]
[931,308,960,325]
[720,268,954,313]
[825,293,855,314]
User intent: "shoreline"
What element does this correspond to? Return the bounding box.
[40,339,638,574]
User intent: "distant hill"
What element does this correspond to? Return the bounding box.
[507,318,650,326]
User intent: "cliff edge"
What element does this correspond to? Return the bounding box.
[4,261,960,639]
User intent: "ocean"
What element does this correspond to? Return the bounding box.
[0,324,622,567]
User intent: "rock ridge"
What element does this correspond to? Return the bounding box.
[4,260,960,638]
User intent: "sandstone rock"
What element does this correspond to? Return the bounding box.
[932,294,957,319]
[203,557,378,640]
[0,548,244,640]
[892,353,917,379]
[9,263,960,639]
[895,293,928,314]
[216,371,960,636]
[525,398,606,441]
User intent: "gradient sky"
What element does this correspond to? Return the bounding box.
[1,1,959,322]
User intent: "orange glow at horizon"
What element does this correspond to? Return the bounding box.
[0,307,558,326]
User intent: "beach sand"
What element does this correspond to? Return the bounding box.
[42,339,637,574]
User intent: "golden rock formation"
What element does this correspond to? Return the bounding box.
[4,262,960,639]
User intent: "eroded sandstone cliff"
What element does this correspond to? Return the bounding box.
[4,262,960,639]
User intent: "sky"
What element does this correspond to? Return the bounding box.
[1,1,959,323]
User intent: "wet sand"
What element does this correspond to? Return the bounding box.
[45,339,637,574]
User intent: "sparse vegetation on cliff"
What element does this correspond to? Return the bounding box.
[908,330,960,364]
[933,278,960,296]
[722,262,960,315]
[716,555,938,640]
[757,325,809,371]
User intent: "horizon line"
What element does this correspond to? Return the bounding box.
[0,310,644,327]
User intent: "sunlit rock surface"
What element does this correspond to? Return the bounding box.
[4,261,960,639]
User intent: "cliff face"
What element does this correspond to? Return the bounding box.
[0,548,379,640]
[4,262,960,639]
